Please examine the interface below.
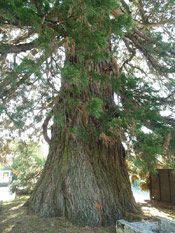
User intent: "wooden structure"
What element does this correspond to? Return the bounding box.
[150,169,175,203]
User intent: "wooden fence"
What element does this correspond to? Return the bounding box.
[150,169,175,203]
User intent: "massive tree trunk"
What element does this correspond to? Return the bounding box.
[27,54,139,226]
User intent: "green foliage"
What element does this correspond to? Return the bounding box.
[87,98,103,119]
[0,0,175,176]
[62,63,89,91]
[10,141,46,194]
[70,126,89,142]
[133,130,164,172]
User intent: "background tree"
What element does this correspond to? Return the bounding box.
[10,141,46,194]
[0,0,175,226]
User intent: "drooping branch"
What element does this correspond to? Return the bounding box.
[0,42,35,55]
[12,29,35,45]
[163,117,175,127]
[137,0,148,24]
[0,53,52,103]
[126,34,175,74]
[0,73,30,102]
[159,89,175,105]
[42,115,51,144]
[119,39,136,72]
[138,20,175,29]
[126,63,147,76]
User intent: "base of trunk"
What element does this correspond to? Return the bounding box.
[26,139,139,226]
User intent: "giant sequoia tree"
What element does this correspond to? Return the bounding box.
[0,0,175,226]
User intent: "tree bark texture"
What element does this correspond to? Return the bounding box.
[27,55,139,226]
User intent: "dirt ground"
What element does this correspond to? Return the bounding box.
[0,197,115,233]
[140,200,175,221]
[0,197,175,233]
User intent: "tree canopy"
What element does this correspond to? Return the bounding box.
[0,0,175,173]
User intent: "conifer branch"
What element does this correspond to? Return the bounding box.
[126,34,175,74]
[139,20,175,29]
[0,54,48,102]
[160,90,175,102]
[164,117,175,127]
[137,0,148,24]
[42,115,51,145]
[0,42,35,55]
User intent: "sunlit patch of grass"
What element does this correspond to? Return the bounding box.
[0,209,25,225]
[1,214,19,224]
[3,196,29,206]
[9,205,23,211]
[141,202,175,220]
[3,224,15,233]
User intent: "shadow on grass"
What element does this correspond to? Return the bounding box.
[140,200,175,221]
[0,197,115,233]
[1,197,175,233]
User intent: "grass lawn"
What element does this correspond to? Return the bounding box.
[0,196,175,233]
[0,197,115,233]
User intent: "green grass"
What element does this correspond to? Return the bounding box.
[0,196,115,233]
[3,196,29,205]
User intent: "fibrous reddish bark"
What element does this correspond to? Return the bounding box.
[27,134,138,225]
[27,56,139,226]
